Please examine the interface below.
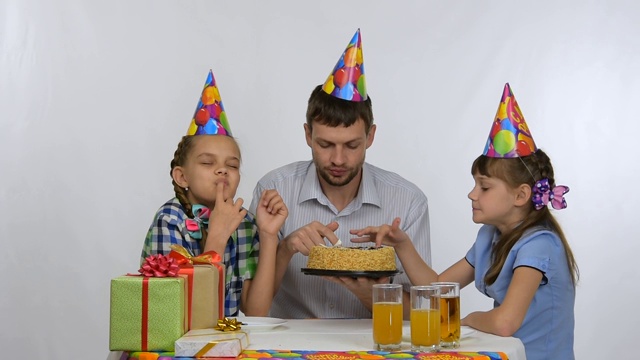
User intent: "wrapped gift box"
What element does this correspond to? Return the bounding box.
[175,329,249,357]
[170,246,225,330]
[109,275,187,351]
[178,263,224,329]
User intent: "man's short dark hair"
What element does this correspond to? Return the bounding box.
[306,85,374,133]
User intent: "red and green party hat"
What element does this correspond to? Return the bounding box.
[187,70,232,136]
[482,83,537,158]
[322,29,367,102]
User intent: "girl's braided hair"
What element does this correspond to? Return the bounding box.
[170,135,210,248]
[170,135,197,218]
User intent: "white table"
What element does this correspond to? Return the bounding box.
[108,319,526,360]
[245,319,526,360]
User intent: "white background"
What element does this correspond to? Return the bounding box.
[1,1,638,358]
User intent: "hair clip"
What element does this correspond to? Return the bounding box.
[532,178,569,210]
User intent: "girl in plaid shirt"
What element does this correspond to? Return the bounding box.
[141,70,288,316]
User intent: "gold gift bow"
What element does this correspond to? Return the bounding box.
[169,244,222,264]
[215,317,243,331]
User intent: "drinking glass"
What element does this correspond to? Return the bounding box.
[372,283,403,350]
[431,282,460,349]
[410,285,441,352]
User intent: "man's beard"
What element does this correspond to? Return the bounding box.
[316,162,362,187]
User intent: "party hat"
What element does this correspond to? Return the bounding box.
[482,83,537,158]
[187,70,232,136]
[322,29,367,101]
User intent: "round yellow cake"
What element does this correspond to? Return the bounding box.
[306,246,397,271]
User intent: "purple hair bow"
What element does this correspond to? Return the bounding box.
[532,178,569,210]
[184,204,211,239]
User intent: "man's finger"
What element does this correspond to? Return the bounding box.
[317,221,339,246]
[326,221,339,232]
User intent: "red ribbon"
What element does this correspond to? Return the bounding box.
[129,254,181,350]
[141,278,149,351]
[213,262,224,318]
[181,267,195,329]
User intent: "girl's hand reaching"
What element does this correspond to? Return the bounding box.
[353,217,441,287]
[256,189,288,237]
[350,217,411,248]
[241,189,287,317]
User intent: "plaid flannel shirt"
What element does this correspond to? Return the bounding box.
[141,198,259,316]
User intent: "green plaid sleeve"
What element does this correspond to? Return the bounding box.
[234,215,259,282]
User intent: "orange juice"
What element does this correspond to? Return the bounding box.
[410,308,440,347]
[372,302,403,346]
[440,295,461,347]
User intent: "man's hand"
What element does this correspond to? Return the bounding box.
[280,221,340,256]
[255,189,288,237]
[324,276,391,310]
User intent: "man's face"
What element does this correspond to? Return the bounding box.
[305,119,376,187]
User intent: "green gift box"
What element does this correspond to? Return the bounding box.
[109,275,188,351]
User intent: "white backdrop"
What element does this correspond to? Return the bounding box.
[1,0,639,358]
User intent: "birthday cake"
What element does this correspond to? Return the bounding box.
[306,246,397,272]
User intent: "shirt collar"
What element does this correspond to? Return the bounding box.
[298,162,381,208]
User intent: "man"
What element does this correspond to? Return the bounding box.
[249,29,431,319]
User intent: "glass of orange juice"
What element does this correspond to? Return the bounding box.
[410,285,441,352]
[372,284,403,350]
[431,282,460,349]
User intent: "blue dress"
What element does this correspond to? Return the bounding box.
[465,225,575,360]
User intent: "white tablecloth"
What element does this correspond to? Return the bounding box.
[245,319,526,360]
[107,319,526,360]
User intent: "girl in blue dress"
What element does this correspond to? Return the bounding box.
[352,83,578,360]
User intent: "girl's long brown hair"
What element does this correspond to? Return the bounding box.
[471,149,579,286]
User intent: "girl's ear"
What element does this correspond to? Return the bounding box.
[171,166,188,189]
[514,183,532,207]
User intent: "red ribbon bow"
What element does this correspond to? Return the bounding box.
[138,254,180,277]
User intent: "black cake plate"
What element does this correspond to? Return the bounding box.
[301,268,403,279]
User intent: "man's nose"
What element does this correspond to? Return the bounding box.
[331,147,346,165]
